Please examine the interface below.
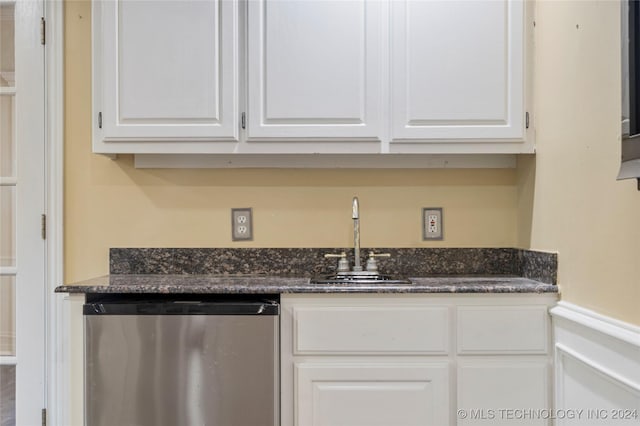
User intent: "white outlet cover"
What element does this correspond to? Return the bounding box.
[232,208,253,241]
[423,208,443,240]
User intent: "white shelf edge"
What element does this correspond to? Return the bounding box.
[134,154,518,169]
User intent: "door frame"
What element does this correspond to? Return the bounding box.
[44,0,65,424]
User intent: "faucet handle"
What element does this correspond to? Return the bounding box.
[324,252,350,273]
[365,252,391,272]
[324,252,347,258]
[368,252,391,258]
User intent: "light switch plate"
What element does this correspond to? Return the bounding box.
[232,208,253,241]
[423,207,443,240]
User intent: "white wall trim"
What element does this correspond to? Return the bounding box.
[555,343,640,395]
[45,0,66,424]
[550,301,640,349]
[551,301,640,424]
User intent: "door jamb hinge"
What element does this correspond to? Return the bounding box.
[241,112,246,130]
[40,17,46,45]
[41,214,46,240]
[98,112,102,129]
[526,111,530,129]
[42,408,47,426]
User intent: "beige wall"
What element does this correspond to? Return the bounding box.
[65,0,640,327]
[520,0,640,325]
[64,0,519,283]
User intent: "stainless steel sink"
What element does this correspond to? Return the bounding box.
[311,274,412,285]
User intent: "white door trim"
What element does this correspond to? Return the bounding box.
[44,0,65,424]
[13,0,48,422]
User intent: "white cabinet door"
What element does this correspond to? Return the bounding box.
[390,0,525,145]
[93,0,239,153]
[296,362,450,426]
[246,0,383,146]
[457,359,550,425]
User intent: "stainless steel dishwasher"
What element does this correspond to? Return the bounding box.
[84,294,279,426]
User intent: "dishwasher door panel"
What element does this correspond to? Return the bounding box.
[85,314,278,426]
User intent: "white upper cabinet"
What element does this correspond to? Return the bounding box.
[390,0,527,152]
[92,0,532,158]
[93,0,239,154]
[246,0,383,148]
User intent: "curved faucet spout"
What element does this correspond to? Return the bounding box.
[352,197,359,219]
[352,197,362,271]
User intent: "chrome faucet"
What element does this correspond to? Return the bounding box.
[352,197,363,272]
[324,197,392,275]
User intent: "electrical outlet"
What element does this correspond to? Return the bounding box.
[423,208,443,240]
[232,208,253,241]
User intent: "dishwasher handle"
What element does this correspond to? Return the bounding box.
[83,300,279,316]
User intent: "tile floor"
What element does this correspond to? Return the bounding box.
[0,365,15,426]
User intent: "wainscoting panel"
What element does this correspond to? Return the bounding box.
[550,302,640,426]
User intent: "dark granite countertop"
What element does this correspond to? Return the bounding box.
[55,274,558,294]
[56,248,558,295]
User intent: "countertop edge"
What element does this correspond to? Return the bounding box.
[55,275,559,295]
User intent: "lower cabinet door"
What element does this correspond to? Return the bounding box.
[457,359,550,426]
[295,362,450,426]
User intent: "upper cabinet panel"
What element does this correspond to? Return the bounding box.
[390,0,525,143]
[246,0,382,142]
[92,0,532,158]
[93,0,239,153]
[117,1,218,123]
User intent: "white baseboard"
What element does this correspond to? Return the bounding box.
[550,302,640,425]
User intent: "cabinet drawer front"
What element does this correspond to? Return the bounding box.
[293,306,449,355]
[457,306,549,354]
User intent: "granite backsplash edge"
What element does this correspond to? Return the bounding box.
[110,248,557,285]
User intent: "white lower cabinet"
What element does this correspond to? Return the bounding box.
[457,359,550,426]
[296,363,450,426]
[281,294,556,426]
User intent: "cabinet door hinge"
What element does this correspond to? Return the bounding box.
[42,408,47,426]
[241,112,246,130]
[41,214,46,240]
[98,112,102,129]
[525,111,530,129]
[40,17,46,45]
